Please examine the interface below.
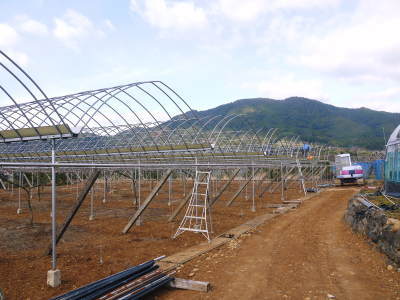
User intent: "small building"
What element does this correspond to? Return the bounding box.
[385,125,400,196]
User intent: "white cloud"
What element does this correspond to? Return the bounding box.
[271,0,340,10]
[296,0,400,83]
[349,87,400,112]
[242,75,326,100]
[367,87,400,100]
[17,16,48,36]
[104,19,115,31]
[215,0,340,22]
[53,9,100,49]
[0,23,28,67]
[0,23,19,47]
[130,0,207,31]
[216,0,266,22]
[0,49,29,67]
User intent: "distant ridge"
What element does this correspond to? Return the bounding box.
[192,97,400,150]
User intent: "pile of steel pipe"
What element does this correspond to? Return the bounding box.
[50,256,173,300]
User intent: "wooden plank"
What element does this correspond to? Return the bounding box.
[162,237,230,264]
[157,261,178,272]
[159,191,329,275]
[266,203,298,209]
[122,169,173,234]
[210,168,240,207]
[254,171,270,193]
[269,166,297,194]
[226,168,261,207]
[22,173,33,188]
[168,278,210,292]
[273,207,291,214]
[162,212,276,266]
[45,170,101,255]
[283,200,302,204]
[222,224,254,238]
[259,168,280,197]
[168,192,192,222]
[244,213,275,226]
[168,173,207,222]
[0,177,6,190]
[265,204,285,208]
[259,180,276,198]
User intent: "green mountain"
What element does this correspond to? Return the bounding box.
[191,97,400,150]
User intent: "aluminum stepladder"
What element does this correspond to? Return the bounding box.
[173,170,212,241]
[296,159,307,196]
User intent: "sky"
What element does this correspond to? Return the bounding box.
[0,0,400,113]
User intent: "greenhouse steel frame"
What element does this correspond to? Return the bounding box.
[0,50,334,281]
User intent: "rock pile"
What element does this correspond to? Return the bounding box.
[345,196,400,265]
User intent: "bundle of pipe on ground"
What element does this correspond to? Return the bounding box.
[50,256,172,300]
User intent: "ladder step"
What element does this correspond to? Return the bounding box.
[195,182,209,185]
[184,216,206,220]
[189,205,206,207]
[179,227,208,233]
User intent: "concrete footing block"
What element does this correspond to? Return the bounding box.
[47,269,61,287]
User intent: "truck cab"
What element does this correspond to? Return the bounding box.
[335,153,364,185]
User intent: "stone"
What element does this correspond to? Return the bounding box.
[327,293,336,299]
[47,269,61,287]
[387,265,394,271]
[345,197,400,265]
[188,272,195,277]
[192,268,199,272]
[387,218,400,232]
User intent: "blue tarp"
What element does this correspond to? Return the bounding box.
[374,159,384,180]
[353,159,384,180]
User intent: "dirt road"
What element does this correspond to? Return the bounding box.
[159,188,400,299]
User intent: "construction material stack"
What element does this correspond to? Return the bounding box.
[50,256,173,300]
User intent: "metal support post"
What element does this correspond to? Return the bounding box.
[47,138,60,288]
[251,162,255,212]
[51,139,57,270]
[136,161,141,226]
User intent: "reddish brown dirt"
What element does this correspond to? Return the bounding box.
[158,188,400,300]
[0,178,304,299]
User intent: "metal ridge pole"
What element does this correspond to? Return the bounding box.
[0,161,330,169]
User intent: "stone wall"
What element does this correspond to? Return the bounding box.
[344,196,400,265]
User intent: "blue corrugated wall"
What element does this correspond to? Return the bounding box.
[353,159,384,180]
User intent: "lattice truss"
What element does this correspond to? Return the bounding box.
[0,51,328,164]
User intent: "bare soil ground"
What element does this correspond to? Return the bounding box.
[157,188,400,300]
[0,178,304,299]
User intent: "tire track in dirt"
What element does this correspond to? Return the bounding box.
[160,188,400,299]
